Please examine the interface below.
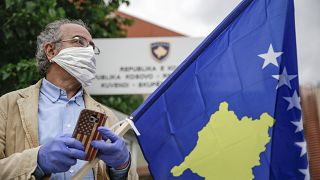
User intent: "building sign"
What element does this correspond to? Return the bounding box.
[151,42,170,61]
[88,37,203,95]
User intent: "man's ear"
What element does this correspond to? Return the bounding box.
[44,43,58,61]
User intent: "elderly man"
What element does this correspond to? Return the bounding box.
[0,19,137,179]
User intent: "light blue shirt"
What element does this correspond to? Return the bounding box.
[38,78,94,179]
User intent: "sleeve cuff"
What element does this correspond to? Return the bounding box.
[108,159,131,180]
[32,164,45,180]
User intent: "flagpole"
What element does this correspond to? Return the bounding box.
[72,121,132,180]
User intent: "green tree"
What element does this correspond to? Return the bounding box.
[0,0,143,114]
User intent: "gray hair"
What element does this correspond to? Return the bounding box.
[36,19,89,77]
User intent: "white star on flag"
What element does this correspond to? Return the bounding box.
[272,67,297,89]
[258,44,283,69]
[283,90,301,110]
[299,167,310,180]
[291,118,304,133]
[295,141,307,157]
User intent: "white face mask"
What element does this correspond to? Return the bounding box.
[51,46,96,87]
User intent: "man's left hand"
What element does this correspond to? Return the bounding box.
[91,127,130,169]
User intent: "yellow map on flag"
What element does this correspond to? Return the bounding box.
[171,102,275,179]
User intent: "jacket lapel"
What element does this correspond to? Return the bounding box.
[83,90,103,112]
[17,80,42,147]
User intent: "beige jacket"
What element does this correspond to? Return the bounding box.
[0,80,138,180]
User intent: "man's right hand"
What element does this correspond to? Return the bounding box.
[37,135,86,174]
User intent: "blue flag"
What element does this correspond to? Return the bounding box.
[131,0,309,179]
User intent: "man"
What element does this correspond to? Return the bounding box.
[0,19,138,179]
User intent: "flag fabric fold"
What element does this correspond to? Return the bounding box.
[131,0,309,179]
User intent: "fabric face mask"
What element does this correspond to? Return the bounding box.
[51,46,96,87]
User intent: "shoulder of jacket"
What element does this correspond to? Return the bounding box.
[0,80,41,116]
[0,87,26,120]
[0,80,41,100]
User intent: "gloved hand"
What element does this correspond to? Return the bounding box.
[91,127,130,169]
[37,135,86,174]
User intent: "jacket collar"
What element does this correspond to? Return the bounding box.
[40,78,84,106]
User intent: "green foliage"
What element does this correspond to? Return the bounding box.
[0,0,132,66]
[0,0,143,114]
[1,0,66,66]
[0,59,40,94]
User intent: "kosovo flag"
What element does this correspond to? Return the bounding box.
[131,0,309,179]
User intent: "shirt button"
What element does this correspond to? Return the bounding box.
[69,169,74,173]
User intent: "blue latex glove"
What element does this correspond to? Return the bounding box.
[91,127,130,169]
[37,135,86,174]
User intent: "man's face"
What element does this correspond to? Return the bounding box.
[44,23,95,84]
[45,23,94,61]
